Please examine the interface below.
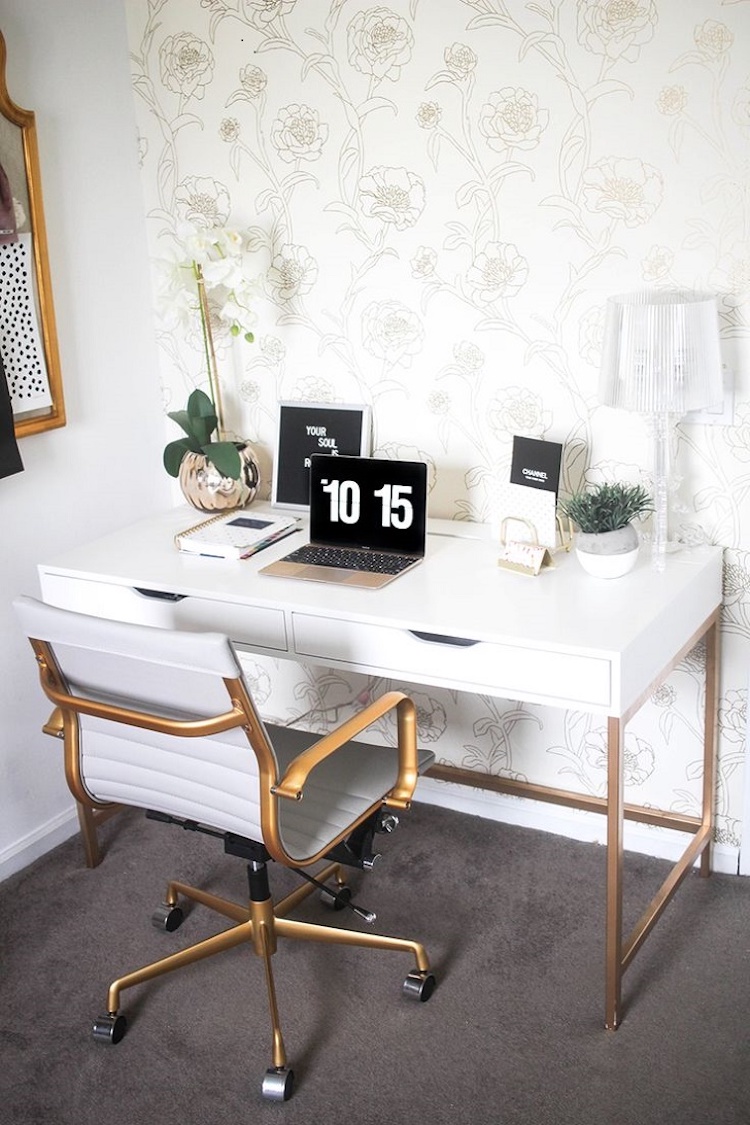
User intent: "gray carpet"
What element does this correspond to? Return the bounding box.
[2,801,749,1125]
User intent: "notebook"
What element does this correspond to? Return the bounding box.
[260,454,428,588]
[174,511,298,559]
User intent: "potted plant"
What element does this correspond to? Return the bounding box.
[163,388,259,512]
[559,481,653,578]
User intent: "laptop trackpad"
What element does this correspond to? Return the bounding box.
[260,560,396,588]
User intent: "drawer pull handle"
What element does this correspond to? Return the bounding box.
[408,630,479,648]
[134,587,187,602]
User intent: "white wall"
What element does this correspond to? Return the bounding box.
[0,0,169,879]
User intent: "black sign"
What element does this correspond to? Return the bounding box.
[509,436,562,495]
[272,402,370,508]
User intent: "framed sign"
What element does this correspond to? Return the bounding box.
[497,435,563,549]
[0,31,65,439]
[272,401,370,509]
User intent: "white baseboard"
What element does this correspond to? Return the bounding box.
[415,776,740,876]
[0,807,80,884]
[1,779,740,884]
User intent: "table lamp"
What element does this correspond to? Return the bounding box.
[598,290,723,571]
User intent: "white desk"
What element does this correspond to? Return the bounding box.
[37,504,722,1029]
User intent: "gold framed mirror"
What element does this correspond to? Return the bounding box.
[0,30,64,438]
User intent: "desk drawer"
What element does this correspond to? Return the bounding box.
[292,612,611,708]
[39,573,288,654]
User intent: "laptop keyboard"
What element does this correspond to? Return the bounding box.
[284,544,417,576]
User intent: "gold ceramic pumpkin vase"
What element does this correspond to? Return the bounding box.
[179,441,261,512]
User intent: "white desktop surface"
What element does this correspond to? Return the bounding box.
[37,503,722,720]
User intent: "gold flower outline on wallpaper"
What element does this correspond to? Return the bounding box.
[718,689,747,747]
[358,165,426,230]
[416,101,442,130]
[444,42,478,80]
[710,242,750,306]
[479,87,549,152]
[656,85,688,117]
[271,103,329,163]
[582,729,656,790]
[581,156,663,227]
[237,658,272,706]
[577,0,657,63]
[159,31,215,100]
[693,19,734,61]
[722,402,750,463]
[347,6,414,83]
[410,246,437,278]
[721,553,750,643]
[245,0,298,26]
[466,242,529,303]
[174,175,231,229]
[641,245,675,282]
[233,64,268,101]
[267,243,319,303]
[732,84,750,129]
[486,387,551,439]
[452,341,485,373]
[427,389,451,416]
[411,693,448,744]
[219,117,241,143]
[577,305,605,367]
[361,299,425,367]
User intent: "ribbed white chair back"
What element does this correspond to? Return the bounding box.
[14,595,272,842]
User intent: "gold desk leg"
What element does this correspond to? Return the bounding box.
[603,614,719,1028]
[700,619,719,878]
[605,714,624,1030]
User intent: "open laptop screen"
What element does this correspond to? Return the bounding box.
[309,455,427,554]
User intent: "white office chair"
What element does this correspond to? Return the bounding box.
[15,595,436,1101]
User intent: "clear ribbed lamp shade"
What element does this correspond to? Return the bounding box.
[599,291,723,415]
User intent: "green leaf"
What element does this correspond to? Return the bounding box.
[197,417,218,446]
[166,409,194,438]
[163,438,194,477]
[204,441,242,479]
[187,388,217,421]
[186,389,218,445]
[559,482,653,533]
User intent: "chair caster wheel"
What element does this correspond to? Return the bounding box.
[92,1013,127,1044]
[403,970,436,1002]
[321,884,352,911]
[262,1067,294,1101]
[152,902,184,932]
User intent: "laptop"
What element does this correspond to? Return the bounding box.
[260,454,428,588]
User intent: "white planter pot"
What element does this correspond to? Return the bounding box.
[575,524,639,579]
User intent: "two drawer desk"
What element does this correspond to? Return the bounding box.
[36,504,722,1030]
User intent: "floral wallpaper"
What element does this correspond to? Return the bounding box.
[124,0,750,862]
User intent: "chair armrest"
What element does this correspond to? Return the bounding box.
[271,691,419,808]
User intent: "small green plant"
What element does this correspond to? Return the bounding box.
[560,481,653,534]
[163,389,242,480]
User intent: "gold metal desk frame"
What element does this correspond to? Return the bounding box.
[427,609,719,1030]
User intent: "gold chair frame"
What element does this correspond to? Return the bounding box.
[29,637,434,1100]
